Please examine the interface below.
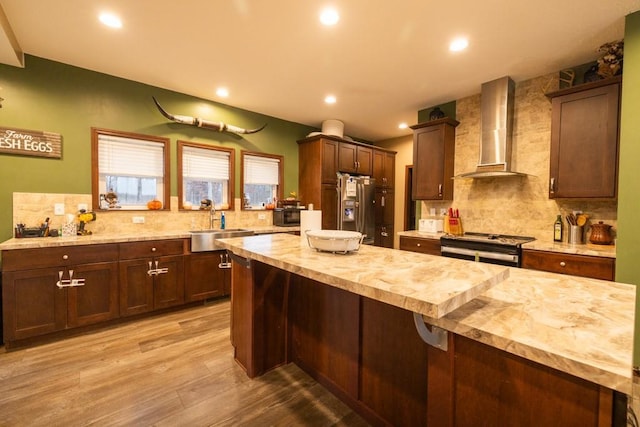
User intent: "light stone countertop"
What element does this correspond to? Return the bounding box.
[0,225,298,251]
[217,233,635,395]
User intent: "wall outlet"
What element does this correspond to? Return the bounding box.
[258,213,266,220]
[54,203,65,215]
[132,216,145,224]
[77,203,88,212]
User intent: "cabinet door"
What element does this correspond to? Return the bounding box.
[2,268,67,341]
[549,81,620,198]
[153,255,185,309]
[321,139,339,184]
[321,184,338,230]
[67,262,119,327]
[372,150,395,188]
[119,259,154,317]
[338,142,358,173]
[356,145,373,176]
[185,251,227,301]
[374,225,394,248]
[375,189,394,225]
[412,124,455,200]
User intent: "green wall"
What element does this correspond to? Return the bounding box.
[0,55,315,242]
[617,11,640,365]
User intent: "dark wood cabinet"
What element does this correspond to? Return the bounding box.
[230,260,620,426]
[299,135,395,247]
[372,149,395,188]
[522,249,615,281]
[119,239,185,317]
[185,251,230,301]
[338,142,372,175]
[411,118,459,200]
[547,77,621,199]
[399,235,441,256]
[2,244,119,343]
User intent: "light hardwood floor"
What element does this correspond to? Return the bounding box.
[0,299,369,426]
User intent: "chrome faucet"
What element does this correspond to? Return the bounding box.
[209,204,218,229]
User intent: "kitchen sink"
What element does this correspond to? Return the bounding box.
[190,229,254,252]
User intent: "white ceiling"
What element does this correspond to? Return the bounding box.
[0,1,638,141]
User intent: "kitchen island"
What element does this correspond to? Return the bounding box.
[217,233,635,426]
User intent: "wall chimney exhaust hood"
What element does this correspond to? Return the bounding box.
[455,76,529,179]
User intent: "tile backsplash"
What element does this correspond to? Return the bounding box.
[421,74,617,242]
[11,192,274,236]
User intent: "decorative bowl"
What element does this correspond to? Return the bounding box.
[305,230,364,254]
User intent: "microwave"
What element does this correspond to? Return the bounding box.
[273,208,301,226]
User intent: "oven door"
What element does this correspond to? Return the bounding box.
[441,246,520,267]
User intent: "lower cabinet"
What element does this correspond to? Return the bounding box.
[1,238,232,347]
[2,244,120,343]
[399,235,441,256]
[119,239,186,317]
[231,260,622,427]
[522,249,615,281]
[185,251,231,301]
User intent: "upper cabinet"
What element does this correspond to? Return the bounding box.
[372,149,395,189]
[547,76,621,199]
[338,142,373,176]
[410,118,459,200]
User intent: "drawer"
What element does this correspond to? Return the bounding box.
[399,236,441,256]
[2,244,119,271]
[521,249,615,281]
[119,239,186,260]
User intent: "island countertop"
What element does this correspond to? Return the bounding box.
[216,233,635,395]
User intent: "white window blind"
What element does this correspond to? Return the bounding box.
[244,155,279,185]
[183,146,230,180]
[98,134,164,178]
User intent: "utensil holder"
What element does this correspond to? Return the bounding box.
[568,225,584,244]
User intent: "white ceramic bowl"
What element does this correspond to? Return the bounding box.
[305,230,364,253]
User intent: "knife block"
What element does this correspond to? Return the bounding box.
[446,215,464,236]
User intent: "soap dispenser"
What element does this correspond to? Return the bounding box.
[220,212,226,230]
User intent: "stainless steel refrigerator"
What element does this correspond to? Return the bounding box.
[336,173,376,245]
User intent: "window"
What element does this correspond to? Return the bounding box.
[91,128,170,210]
[178,141,234,210]
[241,151,283,210]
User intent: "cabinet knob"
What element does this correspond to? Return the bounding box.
[417,243,421,247]
[151,247,157,252]
[62,254,69,260]
[438,184,443,197]
[560,261,566,267]
[550,177,555,194]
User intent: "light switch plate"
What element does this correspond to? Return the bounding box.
[132,216,145,224]
[54,203,65,215]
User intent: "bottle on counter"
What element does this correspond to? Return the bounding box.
[553,214,563,242]
[221,212,226,230]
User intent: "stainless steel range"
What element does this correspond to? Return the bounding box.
[440,232,535,267]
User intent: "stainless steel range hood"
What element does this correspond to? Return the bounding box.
[455,76,529,179]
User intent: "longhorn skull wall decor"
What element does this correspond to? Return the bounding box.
[152,97,266,134]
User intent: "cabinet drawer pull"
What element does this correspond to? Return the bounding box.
[151,247,157,252]
[62,254,69,260]
[560,261,566,267]
[417,243,421,247]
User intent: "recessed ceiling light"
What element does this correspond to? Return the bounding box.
[449,37,469,52]
[99,12,122,29]
[398,123,408,129]
[324,95,337,104]
[320,8,340,26]
[216,87,229,98]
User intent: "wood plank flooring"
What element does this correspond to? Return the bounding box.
[0,299,369,426]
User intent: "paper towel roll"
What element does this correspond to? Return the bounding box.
[300,210,322,243]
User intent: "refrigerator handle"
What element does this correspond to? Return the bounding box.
[336,183,342,230]
[357,182,364,234]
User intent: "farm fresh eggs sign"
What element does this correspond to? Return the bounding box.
[0,126,62,159]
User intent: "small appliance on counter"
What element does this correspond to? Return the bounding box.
[418,218,444,233]
[273,207,303,227]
